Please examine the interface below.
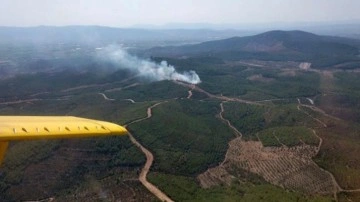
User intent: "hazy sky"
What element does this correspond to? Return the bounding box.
[1,0,360,27]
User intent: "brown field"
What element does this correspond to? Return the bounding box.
[198,138,337,196]
[313,69,360,193]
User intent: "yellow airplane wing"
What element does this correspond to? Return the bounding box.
[0,116,128,166]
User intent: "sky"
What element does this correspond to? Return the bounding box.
[1,0,360,27]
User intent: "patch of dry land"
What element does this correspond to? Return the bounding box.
[247,74,274,82]
[198,138,337,195]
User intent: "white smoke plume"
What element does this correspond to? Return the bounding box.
[98,46,201,84]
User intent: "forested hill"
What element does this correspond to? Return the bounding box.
[150,30,360,68]
[0,26,249,45]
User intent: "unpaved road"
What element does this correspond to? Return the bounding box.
[98,93,115,101]
[177,83,357,200]
[186,84,195,99]
[297,99,328,127]
[98,94,136,103]
[61,83,110,92]
[97,93,172,201]
[296,99,360,200]
[127,132,173,202]
[126,102,173,202]
[312,129,323,154]
[312,129,341,199]
[187,90,193,99]
[218,101,242,168]
[298,98,340,121]
[0,99,40,105]
[219,102,242,138]
[200,100,337,196]
[124,99,136,103]
[174,81,262,105]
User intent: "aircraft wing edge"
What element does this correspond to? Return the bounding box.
[0,116,128,166]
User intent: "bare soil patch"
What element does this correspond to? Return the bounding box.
[247,74,274,82]
[198,138,337,195]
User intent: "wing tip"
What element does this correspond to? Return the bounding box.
[95,120,128,135]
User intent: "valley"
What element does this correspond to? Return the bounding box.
[0,30,360,202]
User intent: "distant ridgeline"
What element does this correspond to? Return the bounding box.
[149,30,360,69]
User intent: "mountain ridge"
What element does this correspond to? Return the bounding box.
[149,30,360,68]
[0,26,254,45]
[151,30,360,53]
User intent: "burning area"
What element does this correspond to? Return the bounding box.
[97,45,201,84]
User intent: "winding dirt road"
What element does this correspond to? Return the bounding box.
[187,87,194,99]
[21,79,360,201]
[175,82,360,200]
[92,92,173,201]
[98,93,115,101]
[125,102,173,202]
[0,99,40,105]
[296,99,360,200]
[297,98,340,122]
[123,99,136,103]
[297,99,328,128]
[217,101,243,169]
[174,81,262,105]
[219,102,242,138]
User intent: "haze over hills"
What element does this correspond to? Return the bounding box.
[1,0,360,200]
[1,26,360,201]
[150,30,360,68]
[133,21,360,38]
[0,26,254,47]
[1,23,360,47]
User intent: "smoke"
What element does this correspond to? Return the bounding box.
[97,46,201,84]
